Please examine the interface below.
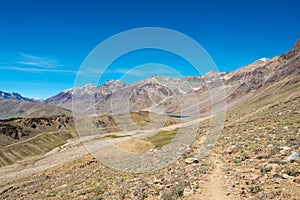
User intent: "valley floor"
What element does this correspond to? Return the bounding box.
[0,82,300,199]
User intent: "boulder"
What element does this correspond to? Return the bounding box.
[283,151,300,162]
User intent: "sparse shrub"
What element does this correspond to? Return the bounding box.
[269,159,282,165]
[250,185,262,193]
[240,152,251,161]
[197,166,208,174]
[268,147,280,157]
[284,168,299,177]
[260,167,271,174]
[161,184,184,200]
[137,192,148,200]
[119,190,126,199]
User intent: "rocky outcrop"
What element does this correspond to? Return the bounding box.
[280,39,300,60]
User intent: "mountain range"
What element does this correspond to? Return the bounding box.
[1,39,299,120]
[42,39,300,116]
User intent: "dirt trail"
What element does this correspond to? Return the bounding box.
[189,153,236,200]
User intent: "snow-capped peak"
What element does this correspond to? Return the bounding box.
[259,57,270,62]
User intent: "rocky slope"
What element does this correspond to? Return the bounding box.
[1,80,299,199]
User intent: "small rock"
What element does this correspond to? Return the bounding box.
[150,149,158,153]
[283,151,300,162]
[183,188,194,196]
[273,174,283,179]
[279,146,292,151]
[185,157,199,164]
[256,154,268,159]
[153,178,160,184]
[283,174,291,179]
[231,145,237,150]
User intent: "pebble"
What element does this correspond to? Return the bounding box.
[282,174,291,179]
[272,174,282,179]
[185,157,199,164]
[279,146,292,151]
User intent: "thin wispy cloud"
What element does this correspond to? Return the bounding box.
[0,66,77,74]
[17,52,62,68]
[0,52,77,74]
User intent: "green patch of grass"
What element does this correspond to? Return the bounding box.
[148,129,178,148]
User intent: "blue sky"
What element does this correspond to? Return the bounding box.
[0,0,299,99]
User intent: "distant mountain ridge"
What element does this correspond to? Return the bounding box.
[0,91,41,103]
[44,80,126,110]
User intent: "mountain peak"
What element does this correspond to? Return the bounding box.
[103,80,126,91]
[146,74,168,82]
[259,57,270,62]
[83,83,94,89]
[103,79,125,86]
